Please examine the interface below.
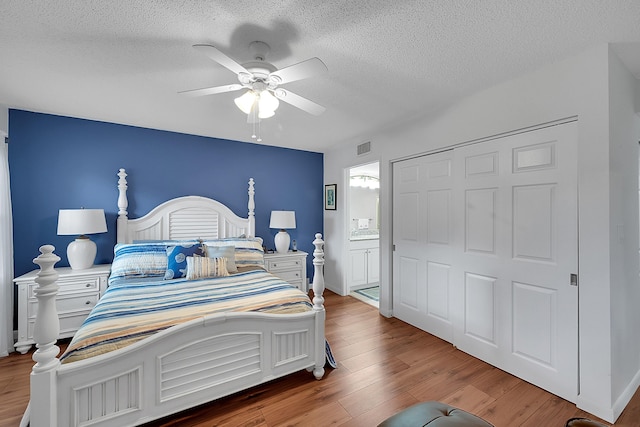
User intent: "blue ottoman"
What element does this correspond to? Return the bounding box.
[378,401,493,427]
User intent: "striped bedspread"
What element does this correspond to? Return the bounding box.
[60,268,312,364]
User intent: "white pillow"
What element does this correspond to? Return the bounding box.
[206,245,237,272]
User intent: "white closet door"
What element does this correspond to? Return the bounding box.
[392,150,455,342]
[392,121,578,402]
[452,122,578,402]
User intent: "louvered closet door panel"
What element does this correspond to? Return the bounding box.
[393,150,455,342]
[452,122,578,403]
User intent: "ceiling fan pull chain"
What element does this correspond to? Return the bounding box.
[257,119,262,142]
[251,100,258,139]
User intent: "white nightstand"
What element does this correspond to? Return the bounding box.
[14,264,111,354]
[264,251,308,291]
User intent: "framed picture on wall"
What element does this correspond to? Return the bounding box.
[325,184,337,210]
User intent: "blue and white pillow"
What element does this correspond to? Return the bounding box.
[109,243,168,285]
[164,242,206,279]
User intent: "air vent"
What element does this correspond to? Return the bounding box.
[357,141,371,155]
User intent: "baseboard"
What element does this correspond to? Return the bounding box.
[576,398,615,424]
[349,283,379,292]
[575,370,640,425]
[325,283,345,296]
[612,368,640,422]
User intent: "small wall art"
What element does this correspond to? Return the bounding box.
[325,184,336,210]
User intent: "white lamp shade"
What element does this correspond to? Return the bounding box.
[258,108,276,119]
[234,90,257,115]
[258,91,279,118]
[57,209,107,270]
[57,209,107,236]
[269,210,296,230]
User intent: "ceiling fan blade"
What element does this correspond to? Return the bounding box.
[274,89,326,116]
[179,84,244,97]
[269,57,327,85]
[193,44,249,76]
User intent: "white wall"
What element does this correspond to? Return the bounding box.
[324,43,640,422]
[0,105,7,136]
[607,49,640,416]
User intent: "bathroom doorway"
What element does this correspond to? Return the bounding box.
[347,162,380,308]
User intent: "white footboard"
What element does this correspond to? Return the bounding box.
[23,234,326,427]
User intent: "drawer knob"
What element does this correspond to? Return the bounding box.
[272,263,278,267]
[85,301,91,305]
[85,283,92,287]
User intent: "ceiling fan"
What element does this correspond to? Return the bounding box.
[180,41,328,131]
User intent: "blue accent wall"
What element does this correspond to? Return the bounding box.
[9,109,323,279]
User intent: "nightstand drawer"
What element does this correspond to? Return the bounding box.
[28,293,99,318]
[266,258,302,272]
[28,311,91,340]
[28,275,102,297]
[263,251,307,292]
[272,269,303,283]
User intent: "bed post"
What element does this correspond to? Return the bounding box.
[311,233,326,380]
[23,245,61,427]
[117,168,128,243]
[248,178,255,238]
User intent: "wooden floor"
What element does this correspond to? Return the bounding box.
[2,291,640,426]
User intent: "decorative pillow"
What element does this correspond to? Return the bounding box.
[204,237,265,268]
[186,256,229,280]
[109,243,168,285]
[205,245,237,273]
[133,239,198,244]
[164,242,206,279]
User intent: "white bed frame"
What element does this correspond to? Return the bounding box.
[22,168,326,427]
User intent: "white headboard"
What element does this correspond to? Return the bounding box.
[116,168,256,243]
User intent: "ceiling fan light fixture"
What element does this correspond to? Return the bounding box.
[185,42,328,142]
[258,109,275,119]
[258,91,279,117]
[234,90,257,115]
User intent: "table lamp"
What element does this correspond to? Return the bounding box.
[57,208,107,270]
[269,210,296,254]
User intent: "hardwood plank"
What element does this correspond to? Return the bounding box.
[475,381,555,426]
[440,384,496,415]
[3,292,640,427]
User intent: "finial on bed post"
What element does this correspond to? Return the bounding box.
[27,245,61,427]
[248,178,255,238]
[117,168,129,243]
[312,233,325,310]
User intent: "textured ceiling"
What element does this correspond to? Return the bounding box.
[1,1,639,153]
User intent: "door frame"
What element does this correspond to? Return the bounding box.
[342,160,381,298]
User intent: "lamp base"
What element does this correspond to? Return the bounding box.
[274,230,290,254]
[67,236,97,270]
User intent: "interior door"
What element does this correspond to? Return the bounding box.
[392,150,455,342]
[392,121,578,402]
